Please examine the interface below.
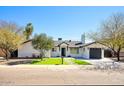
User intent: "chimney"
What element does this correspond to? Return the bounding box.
[81,33,85,44]
[58,38,62,41]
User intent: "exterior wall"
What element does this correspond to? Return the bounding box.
[51,43,68,57]
[51,45,82,58]
[44,50,51,57]
[80,43,106,59]
[59,43,68,57]
[68,48,82,57]
[18,42,51,58]
[81,47,89,59]
[18,41,106,59]
[51,42,106,59]
[51,47,60,57]
[18,42,40,57]
[82,47,104,59]
[101,48,104,59]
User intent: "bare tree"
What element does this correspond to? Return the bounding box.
[0,21,24,60]
[90,13,124,61]
[0,20,23,34]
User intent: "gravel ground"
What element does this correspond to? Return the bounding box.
[0,65,124,85]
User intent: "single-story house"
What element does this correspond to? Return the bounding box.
[17,36,107,59]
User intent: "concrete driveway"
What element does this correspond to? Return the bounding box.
[0,65,124,85]
[81,58,114,65]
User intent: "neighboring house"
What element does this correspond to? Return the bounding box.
[18,40,51,58]
[18,35,107,59]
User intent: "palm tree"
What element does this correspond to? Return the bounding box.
[23,23,33,40]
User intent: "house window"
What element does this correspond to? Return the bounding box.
[83,48,85,51]
[70,48,79,54]
[52,48,56,52]
[52,48,54,52]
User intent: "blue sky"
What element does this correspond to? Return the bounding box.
[0,6,124,42]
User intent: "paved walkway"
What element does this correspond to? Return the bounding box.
[0,65,124,85]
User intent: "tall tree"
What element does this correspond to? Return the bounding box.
[32,33,54,60]
[0,21,24,60]
[23,23,33,40]
[90,13,124,61]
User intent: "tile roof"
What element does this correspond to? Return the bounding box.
[22,39,97,48]
[80,42,96,47]
[54,40,83,47]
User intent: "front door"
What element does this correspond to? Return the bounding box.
[61,48,66,56]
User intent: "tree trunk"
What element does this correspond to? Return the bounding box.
[114,51,117,57]
[40,50,44,61]
[117,48,121,61]
[40,53,43,61]
[117,51,120,61]
[5,52,9,61]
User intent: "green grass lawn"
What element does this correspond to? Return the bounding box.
[31,58,68,65]
[68,58,91,65]
[31,58,91,65]
[73,59,91,65]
